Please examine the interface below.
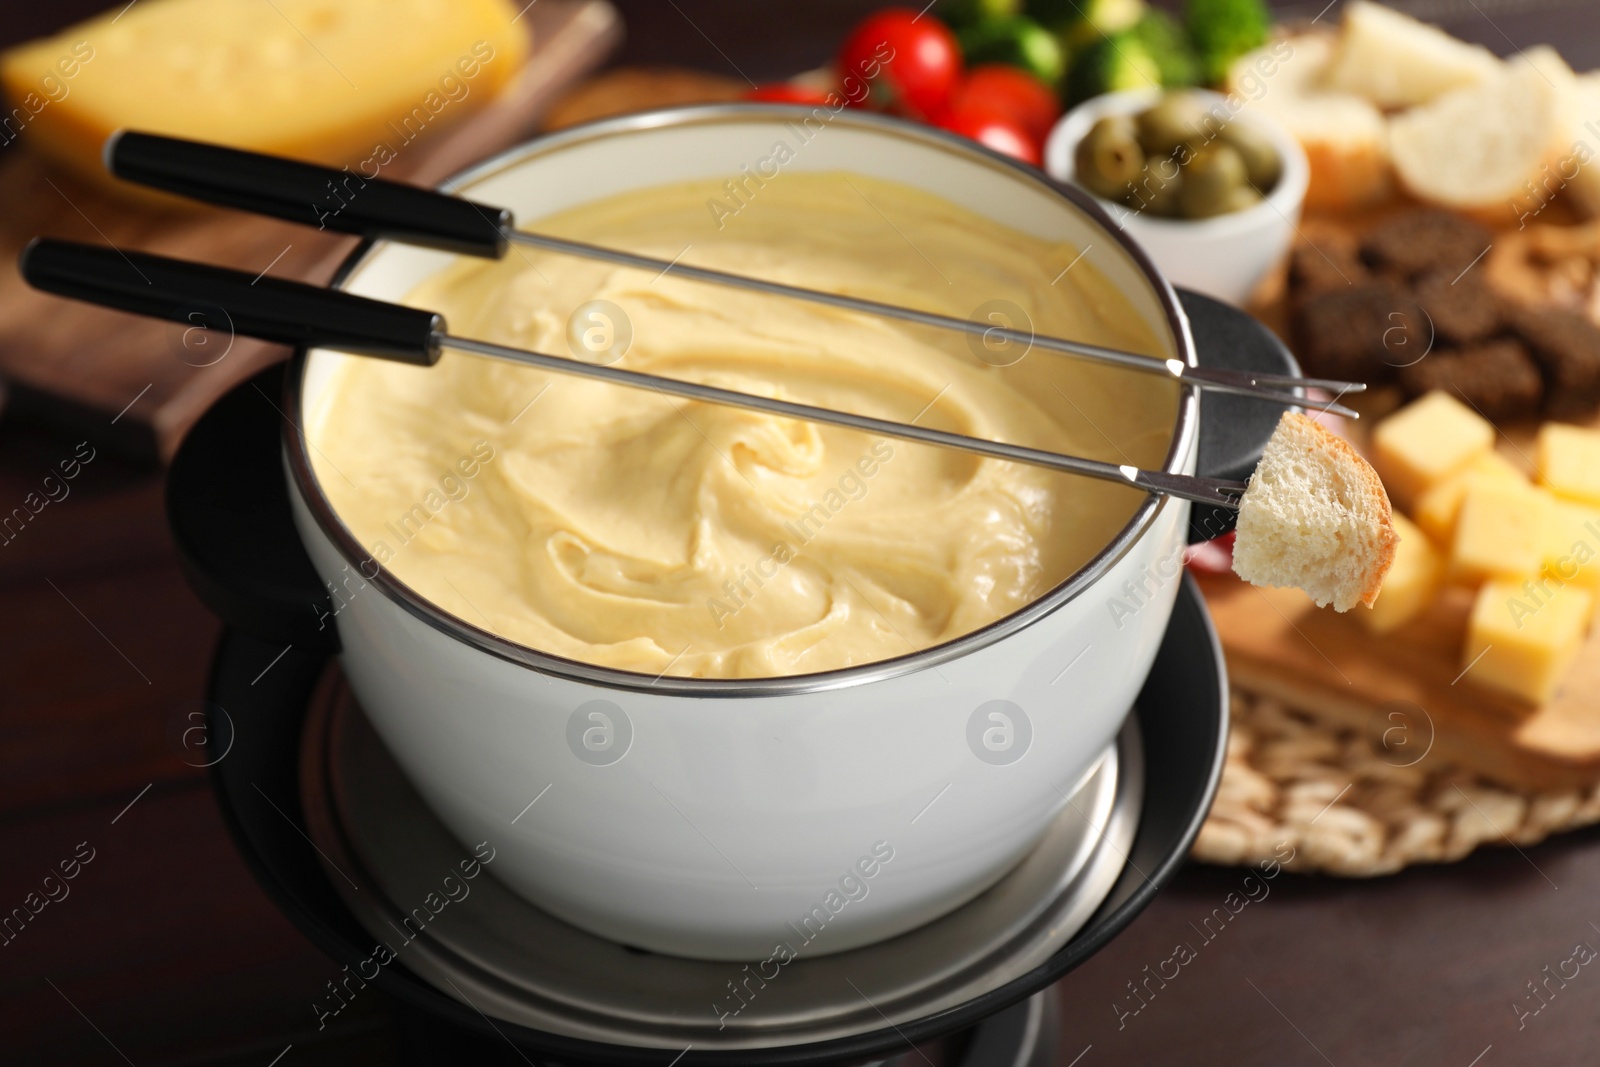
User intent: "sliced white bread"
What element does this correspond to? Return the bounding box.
[1324,0,1501,109]
[1564,70,1600,217]
[1227,34,1391,210]
[1388,46,1579,225]
[1232,412,1399,613]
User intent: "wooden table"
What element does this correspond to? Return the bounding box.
[7,1,1600,1063]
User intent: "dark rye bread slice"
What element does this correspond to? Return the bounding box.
[1359,209,1494,280]
[1413,269,1502,346]
[1292,279,1424,384]
[1289,232,1370,300]
[1504,305,1600,420]
[1397,340,1544,420]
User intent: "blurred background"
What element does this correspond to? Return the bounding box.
[7,1,1600,1065]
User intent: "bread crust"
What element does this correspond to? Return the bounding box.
[1286,413,1399,607]
[1302,138,1391,212]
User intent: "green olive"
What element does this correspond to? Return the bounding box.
[1218,120,1282,193]
[1129,160,1183,218]
[1219,184,1264,214]
[1177,142,1248,219]
[1134,92,1214,157]
[1074,115,1145,202]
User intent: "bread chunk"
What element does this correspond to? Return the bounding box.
[1233,413,1399,612]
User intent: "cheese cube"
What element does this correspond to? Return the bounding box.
[1372,392,1495,507]
[1537,423,1600,507]
[0,0,529,195]
[1412,449,1527,543]
[1450,481,1553,584]
[1361,513,1443,633]
[1464,579,1594,704]
[1542,498,1600,590]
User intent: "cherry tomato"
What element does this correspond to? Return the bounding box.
[951,64,1060,144]
[837,8,963,120]
[744,83,837,106]
[939,103,1042,166]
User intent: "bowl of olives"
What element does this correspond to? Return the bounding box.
[1044,88,1308,306]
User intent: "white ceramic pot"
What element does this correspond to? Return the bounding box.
[281,107,1201,961]
[1044,88,1309,307]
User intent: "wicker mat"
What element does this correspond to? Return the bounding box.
[1193,690,1600,875]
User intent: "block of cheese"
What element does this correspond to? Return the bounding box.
[0,0,529,194]
[1361,513,1442,634]
[1537,423,1600,507]
[1465,578,1594,704]
[1372,392,1495,508]
[1450,481,1553,584]
[1543,497,1600,591]
[1412,448,1527,544]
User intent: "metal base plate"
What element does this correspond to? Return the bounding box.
[299,675,1142,1052]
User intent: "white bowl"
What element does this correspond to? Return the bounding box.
[1044,88,1308,307]
[284,106,1200,960]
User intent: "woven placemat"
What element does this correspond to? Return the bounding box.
[1193,689,1600,875]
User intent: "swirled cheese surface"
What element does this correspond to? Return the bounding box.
[309,173,1177,678]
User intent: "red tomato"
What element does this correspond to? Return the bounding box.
[837,8,962,120]
[939,104,1042,166]
[1183,531,1237,575]
[952,65,1060,144]
[744,83,837,106]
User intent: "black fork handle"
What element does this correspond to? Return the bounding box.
[107,130,512,258]
[19,238,444,366]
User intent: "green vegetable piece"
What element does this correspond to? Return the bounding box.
[1185,0,1270,85]
[958,14,1068,86]
[1074,114,1146,201]
[1065,30,1160,104]
[1177,141,1247,218]
[1128,9,1200,88]
[1032,0,1145,52]
[940,0,1025,30]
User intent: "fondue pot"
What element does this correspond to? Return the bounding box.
[52,105,1299,1062]
[281,108,1256,960]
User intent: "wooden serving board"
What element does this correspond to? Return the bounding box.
[1198,573,1600,791]
[0,0,622,462]
[1209,200,1600,792]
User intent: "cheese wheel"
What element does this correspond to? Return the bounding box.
[0,0,530,195]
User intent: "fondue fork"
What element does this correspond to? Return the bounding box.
[22,239,1249,508]
[102,132,1361,420]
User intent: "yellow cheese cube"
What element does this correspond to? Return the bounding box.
[1450,481,1553,584]
[0,0,529,195]
[1411,449,1527,544]
[1361,514,1443,633]
[1464,579,1594,704]
[1372,392,1494,507]
[1542,498,1600,590]
[1537,423,1600,507]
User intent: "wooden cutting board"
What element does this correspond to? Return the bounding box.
[0,0,622,462]
[1198,572,1600,791]
[1208,200,1600,792]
